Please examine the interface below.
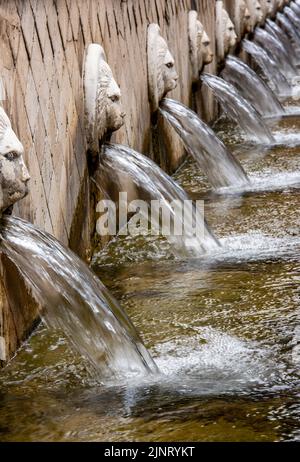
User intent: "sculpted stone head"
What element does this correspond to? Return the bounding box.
[83,44,126,155]
[147,24,179,112]
[260,0,276,17]
[188,11,214,82]
[216,1,237,63]
[245,0,264,27]
[260,0,275,19]
[234,0,252,37]
[0,107,30,215]
[244,6,253,33]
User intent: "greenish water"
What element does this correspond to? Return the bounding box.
[0,110,300,442]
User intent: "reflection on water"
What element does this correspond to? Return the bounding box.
[0,102,300,442]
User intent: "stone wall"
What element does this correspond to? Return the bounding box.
[0,253,39,366]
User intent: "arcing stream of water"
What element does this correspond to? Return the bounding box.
[277,11,300,46]
[0,216,157,379]
[242,40,291,95]
[254,27,297,78]
[222,56,283,117]
[201,73,275,142]
[160,98,249,188]
[94,143,220,257]
[265,19,298,68]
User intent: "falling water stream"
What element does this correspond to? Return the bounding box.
[94,143,220,256]
[277,11,300,47]
[265,19,298,67]
[0,217,157,379]
[290,1,300,16]
[222,56,283,117]
[254,28,297,78]
[284,5,300,35]
[201,73,275,142]
[242,40,291,95]
[160,98,249,188]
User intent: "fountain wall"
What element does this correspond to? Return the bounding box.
[0,0,286,364]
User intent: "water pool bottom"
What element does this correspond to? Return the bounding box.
[0,254,299,442]
[0,116,299,442]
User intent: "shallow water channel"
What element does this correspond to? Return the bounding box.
[0,104,299,442]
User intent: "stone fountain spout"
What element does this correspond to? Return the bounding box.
[233,0,252,38]
[0,107,30,216]
[245,0,264,28]
[147,23,179,112]
[83,43,126,156]
[260,0,275,23]
[188,11,214,83]
[216,1,238,64]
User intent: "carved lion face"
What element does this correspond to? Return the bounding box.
[234,0,252,37]
[159,38,178,95]
[244,7,253,33]
[234,0,246,36]
[261,0,274,15]
[202,31,214,66]
[245,0,264,27]
[259,0,275,23]
[0,107,30,214]
[188,11,213,82]
[147,24,178,112]
[216,2,237,62]
[84,44,125,155]
[98,61,125,138]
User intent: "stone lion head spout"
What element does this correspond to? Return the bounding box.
[245,0,264,28]
[83,44,126,155]
[188,11,214,82]
[147,24,179,112]
[234,0,252,37]
[216,1,238,64]
[259,0,275,23]
[0,107,30,215]
[261,0,275,16]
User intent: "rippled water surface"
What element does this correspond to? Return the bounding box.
[0,106,299,442]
